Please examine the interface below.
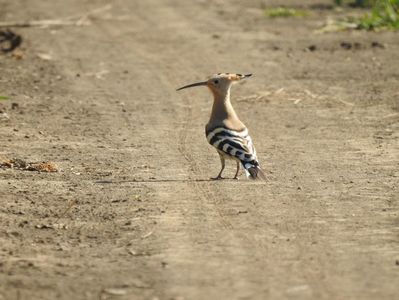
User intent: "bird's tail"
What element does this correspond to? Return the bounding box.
[244,163,266,180]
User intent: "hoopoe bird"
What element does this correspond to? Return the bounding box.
[177,73,266,180]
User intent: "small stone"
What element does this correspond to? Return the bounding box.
[371,41,385,49]
[36,53,53,60]
[0,112,10,120]
[103,288,127,296]
[307,45,317,52]
[340,42,352,50]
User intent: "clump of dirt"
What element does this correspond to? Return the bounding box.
[0,158,58,172]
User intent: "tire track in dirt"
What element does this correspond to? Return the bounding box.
[136,0,273,251]
[176,98,234,231]
[110,1,280,296]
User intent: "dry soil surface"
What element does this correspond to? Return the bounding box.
[0,0,398,299]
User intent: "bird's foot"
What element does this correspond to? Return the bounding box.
[233,176,239,180]
[211,176,224,180]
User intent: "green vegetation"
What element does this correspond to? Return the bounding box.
[328,0,399,31]
[357,0,399,29]
[265,1,399,30]
[265,7,308,18]
[0,96,9,101]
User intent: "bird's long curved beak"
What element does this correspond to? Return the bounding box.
[176,81,207,91]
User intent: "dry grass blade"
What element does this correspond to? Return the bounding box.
[0,4,112,28]
[53,200,77,224]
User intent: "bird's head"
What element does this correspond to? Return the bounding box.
[177,73,252,97]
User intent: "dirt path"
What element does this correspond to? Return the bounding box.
[0,1,398,299]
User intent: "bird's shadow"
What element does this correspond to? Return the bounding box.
[95,178,239,184]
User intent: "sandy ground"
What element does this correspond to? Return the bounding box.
[0,0,398,299]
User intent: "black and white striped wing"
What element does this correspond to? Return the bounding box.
[206,126,259,168]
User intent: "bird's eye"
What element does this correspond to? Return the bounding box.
[214,80,219,84]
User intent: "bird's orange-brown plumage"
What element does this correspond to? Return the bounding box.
[178,73,266,180]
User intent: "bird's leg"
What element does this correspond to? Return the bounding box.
[233,161,240,180]
[211,154,225,180]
